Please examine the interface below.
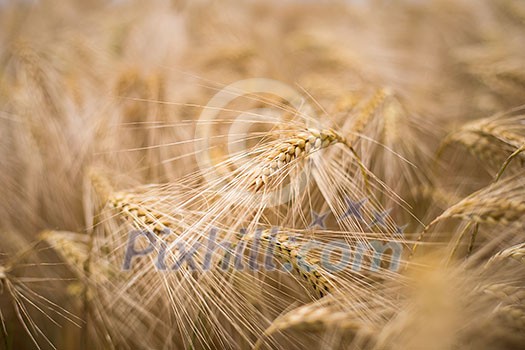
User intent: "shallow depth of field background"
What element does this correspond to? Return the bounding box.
[0,1,524,349]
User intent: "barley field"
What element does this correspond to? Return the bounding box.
[0,0,524,349]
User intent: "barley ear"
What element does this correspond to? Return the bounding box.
[486,243,525,267]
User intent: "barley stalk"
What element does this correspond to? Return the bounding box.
[88,170,183,239]
[252,128,350,191]
[482,283,525,304]
[108,192,173,235]
[436,195,525,226]
[347,88,389,144]
[486,243,525,266]
[496,143,525,180]
[439,114,525,174]
[4,2,525,349]
[40,231,90,273]
[252,127,370,193]
[87,168,114,205]
[480,283,525,331]
[413,174,525,256]
[228,229,335,298]
[0,249,82,350]
[270,304,361,332]
[478,120,525,147]
[254,301,367,350]
[99,187,336,305]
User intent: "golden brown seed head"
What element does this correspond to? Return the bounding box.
[252,128,348,191]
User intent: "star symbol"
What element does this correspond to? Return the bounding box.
[394,224,408,236]
[339,197,367,222]
[308,210,330,229]
[367,209,392,229]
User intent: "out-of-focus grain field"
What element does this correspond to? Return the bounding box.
[0,0,524,349]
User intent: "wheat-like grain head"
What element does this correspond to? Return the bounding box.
[486,242,525,266]
[252,128,351,191]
